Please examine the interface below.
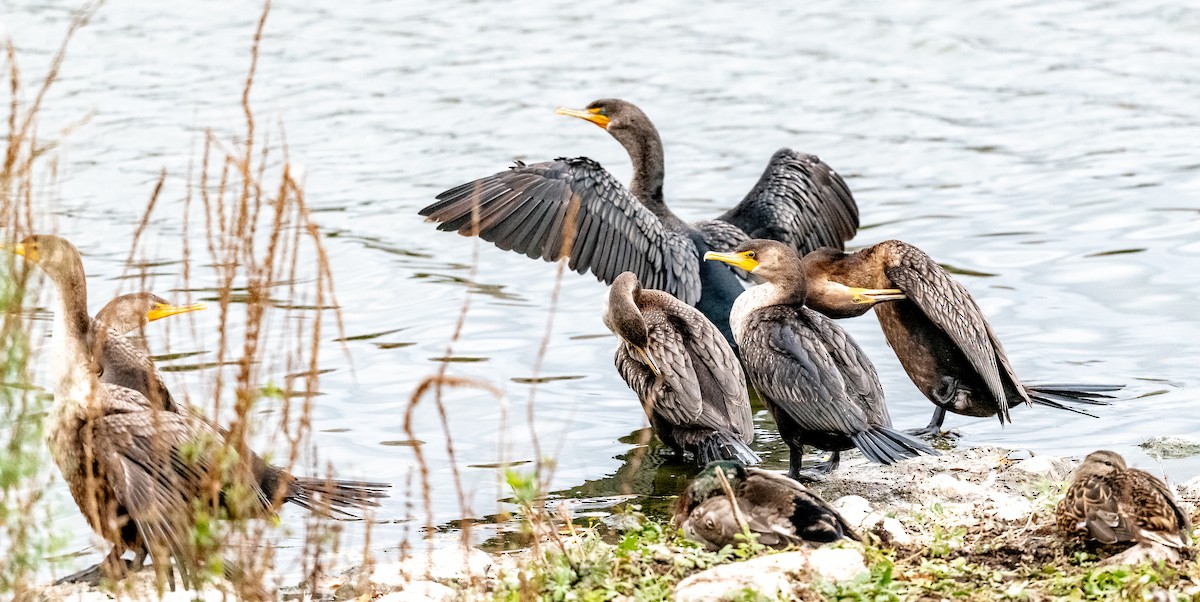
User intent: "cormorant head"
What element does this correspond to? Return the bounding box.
[95,292,206,335]
[801,247,905,318]
[11,234,85,286]
[704,239,810,299]
[556,99,660,158]
[603,272,661,375]
[1076,450,1126,480]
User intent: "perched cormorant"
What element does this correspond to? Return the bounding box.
[92,292,205,412]
[674,460,858,550]
[1056,450,1190,565]
[800,240,1121,435]
[603,272,757,465]
[705,240,934,480]
[13,235,389,588]
[420,98,859,345]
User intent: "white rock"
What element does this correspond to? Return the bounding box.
[674,547,866,601]
[399,546,494,584]
[988,493,1034,521]
[831,495,874,527]
[159,590,231,602]
[1010,455,1075,480]
[879,517,913,545]
[1140,435,1200,460]
[376,581,457,602]
[809,547,867,581]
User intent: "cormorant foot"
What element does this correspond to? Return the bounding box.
[904,425,961,439]
[791,469,831,483]
[55,558,133,586]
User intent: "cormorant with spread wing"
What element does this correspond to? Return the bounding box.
[420,98,859,345]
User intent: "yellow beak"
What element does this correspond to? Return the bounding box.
[11,242,35,261]
[635,346,661,376]
[555,106,611,129]
[146,302,207,322]
[703,250,759,272]
[850,288,906,304]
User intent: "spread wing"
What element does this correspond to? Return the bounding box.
[741,307,874,435]
[716,149,859,256]
[421,157,701,303]
[882,241,1023,417]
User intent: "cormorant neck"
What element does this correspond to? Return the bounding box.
[615,123,669,217]
[729,279,805,343]
[48,265,96,407]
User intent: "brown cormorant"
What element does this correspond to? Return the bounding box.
[92,292,205,413]
[705,240,934,480]
[420,98,859,345]
[1056,450,1190,564]
[603,272,756,465]
[674,460,858,550]
[800,240,1121,435]
[13,235,389,588]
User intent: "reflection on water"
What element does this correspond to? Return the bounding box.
[4,0,1200,580]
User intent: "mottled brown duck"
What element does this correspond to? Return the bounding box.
[674,460,858,550]
[603,271,756,465]
[1056,450,1190,565]
[801,240,1121,435]
[705,240,935,481]
[420,98,859,346]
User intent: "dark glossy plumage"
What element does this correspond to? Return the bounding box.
[802,240,1121,433]
[603,272,756,465]
[675,460,858,550]
[1056,450,1190,564]
[16,235,389,588]
[421,98,859,345]
[706,240,935,480]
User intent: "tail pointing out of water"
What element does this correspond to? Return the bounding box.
[851,426,938,465]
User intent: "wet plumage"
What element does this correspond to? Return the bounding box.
[1056,450,1190,564]
[801,240,1121,434]
[420,98,859,345]
[603,272,757,465]
[705,240,935,480]
[14,235,389,588]
[674,460,858,550]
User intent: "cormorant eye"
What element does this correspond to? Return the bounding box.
[745,251,756,259]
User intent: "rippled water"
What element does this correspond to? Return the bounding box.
[4,0,1199,579]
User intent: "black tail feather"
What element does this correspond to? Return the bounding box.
[697,434,761,466]
[852,427,938,465]
[1023,383,1123,417]
[290,477,391,520]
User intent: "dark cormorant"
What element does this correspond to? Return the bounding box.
[800,240,1121,435]
[420,98,859,345]
[704,240,934,480]
[674,460,858,550]
[603,272,757,465]
[13,235,389,589]
[1056,450,1190,564]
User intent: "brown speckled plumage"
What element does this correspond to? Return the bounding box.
[674,460,858,550]
[1056,450,1190,564]
[603,272,756,465]
[802,240,1120,433]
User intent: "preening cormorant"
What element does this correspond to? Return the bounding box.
[800,240,1121,435]
[603,272,757,465]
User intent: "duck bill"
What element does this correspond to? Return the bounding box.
[146,302,207,322]
[703,251,759,272]
[635,345,662,376]
[851,288,906,304]
[555,106,610,129]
